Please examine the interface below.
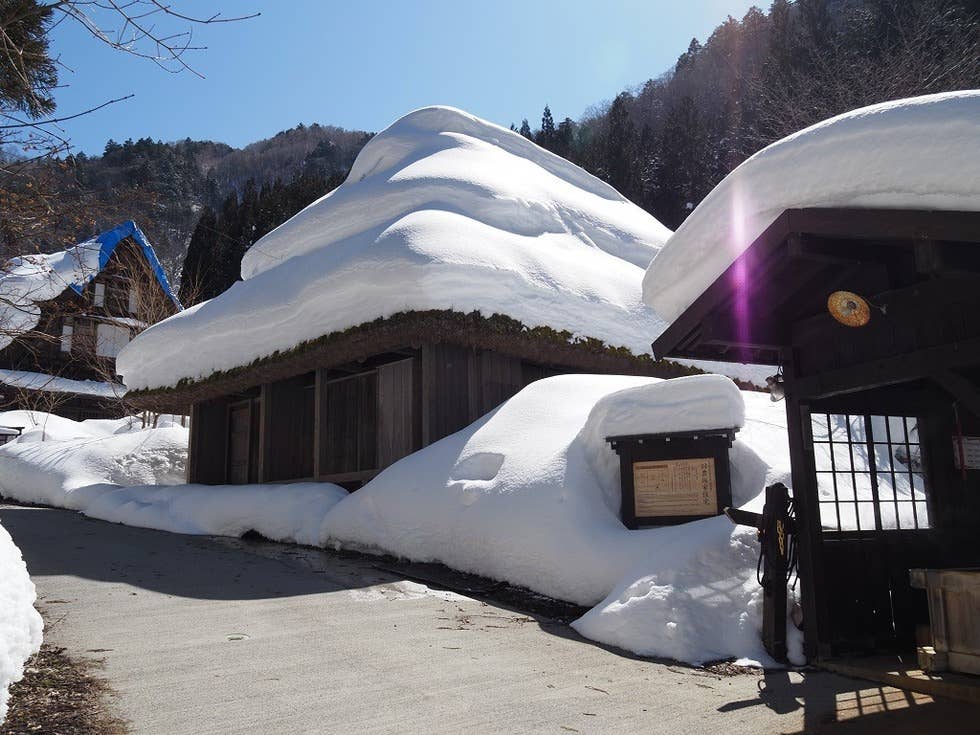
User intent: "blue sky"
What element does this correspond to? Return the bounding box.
[50,1,762,155]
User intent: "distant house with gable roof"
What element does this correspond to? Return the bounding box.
[0,221,181,420]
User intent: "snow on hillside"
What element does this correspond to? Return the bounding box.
[644,90,980,323]
[117,106,765,392]
[0,518,42,725]
[0,377,798,666]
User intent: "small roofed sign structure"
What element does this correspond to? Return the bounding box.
[606,428,736,529]
[119,107,732,488]
[645,91,980,664]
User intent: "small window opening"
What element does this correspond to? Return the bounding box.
[60,320,73,352]
[811,413,930,532]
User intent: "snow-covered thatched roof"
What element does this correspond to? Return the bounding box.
[119,106,687,394]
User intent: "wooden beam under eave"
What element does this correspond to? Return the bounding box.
[789,336,980,400]
[932,370,980,421]
[914,240,980,279]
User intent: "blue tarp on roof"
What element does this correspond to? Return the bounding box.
[66,220,182,310]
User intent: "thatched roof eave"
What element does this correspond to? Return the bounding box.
[125,310,706,414]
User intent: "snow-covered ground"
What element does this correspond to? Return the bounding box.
[323,374,799,666]
[0,410,345,542]
[117,106,766,391]
[0,376,800,667]
[0,517,43,725]
[644,90,980,323]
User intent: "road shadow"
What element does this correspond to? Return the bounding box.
[0,504,394,602]
[718,667,977,734]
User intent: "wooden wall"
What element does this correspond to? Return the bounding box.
[190,397,231,484]
[318,370,378,478]
[421,344,526,444]
[189,343,577,486]
[377,359,417,467]
[792,272,980,379]
[264,372,315,481]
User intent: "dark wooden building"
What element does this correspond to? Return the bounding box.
[0,221,181,420]
[130,311,699,488]
[652,207,980,662]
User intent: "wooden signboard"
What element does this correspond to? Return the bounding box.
[632,457,718,517]
[606,429,735,529]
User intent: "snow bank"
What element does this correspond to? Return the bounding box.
[0,519,43,724]
[0,380,799,666]
[26,482,347,546]
[323,374,796,665]
[118,106,764,392]
[0,427,189,504]
[0,410,181,444]
[644,91,980,322]
[0,368,125,399]
[0,413,347,545]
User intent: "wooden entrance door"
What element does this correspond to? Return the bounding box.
[227,400,254,484]
[803,407,937,655]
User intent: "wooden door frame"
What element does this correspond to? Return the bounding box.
[226,397,256,485]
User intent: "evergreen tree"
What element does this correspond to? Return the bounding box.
[537,105,556,150]
[0,0,58,118]
[178,169,346,304]
[554,117,575,159]
[604,93,639,200]
[179,207,219,303]
[518,119,533,139]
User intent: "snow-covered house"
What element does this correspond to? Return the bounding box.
[118,106,713,488]
[645,91,980,665]
[0,221,181,420]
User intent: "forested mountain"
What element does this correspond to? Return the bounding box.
[511,0,980,229]
[185,0,979,305]
[0,122,371,276]
[179,169,346,304]
[3,0,977,307]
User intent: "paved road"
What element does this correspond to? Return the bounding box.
[2,503,975,735]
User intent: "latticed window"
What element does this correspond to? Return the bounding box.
[810,413,930,532]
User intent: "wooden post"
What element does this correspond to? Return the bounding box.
[784,356,832,661]
[186,403,198,484]
[313,368,324,479]
[258,384,271,483]
[761,483,792,663]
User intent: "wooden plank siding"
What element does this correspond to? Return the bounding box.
[377,358,417,467]
[189,343,599,487]
[421,343,471,444]
[319,371,378,476]
[190,397,231,484]
[263,373,315,482]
